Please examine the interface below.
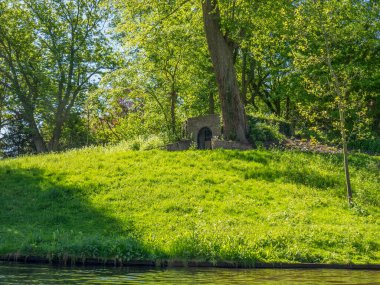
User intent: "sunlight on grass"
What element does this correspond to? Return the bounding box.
[0,148,379,265]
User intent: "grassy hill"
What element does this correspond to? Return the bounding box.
[0,146,379,266]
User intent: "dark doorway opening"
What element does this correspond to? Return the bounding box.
[197,127,212,150]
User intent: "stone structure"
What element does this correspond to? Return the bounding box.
[211,138,252,150]
[186,114,222,150]
[166,114,252,151]
[166,140,192,151]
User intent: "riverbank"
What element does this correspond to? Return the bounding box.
[1,255,380,270]
[0,146,379,266]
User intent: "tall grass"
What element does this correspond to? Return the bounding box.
[0,147,379,265]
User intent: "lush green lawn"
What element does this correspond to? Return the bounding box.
[0,146,379,265]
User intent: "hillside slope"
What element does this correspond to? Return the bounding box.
[0,147,379,265]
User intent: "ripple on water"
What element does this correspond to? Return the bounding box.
[0,264,379,285]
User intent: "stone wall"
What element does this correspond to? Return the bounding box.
[166,138,253,151]
[211,138,252,150]
[166,114,253,151]
[186,114,221,141]
[166,140,192,151]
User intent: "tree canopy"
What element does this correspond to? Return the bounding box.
[0,0,115,153]
[0,0,379,156]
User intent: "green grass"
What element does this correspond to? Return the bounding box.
[0,146,379,265]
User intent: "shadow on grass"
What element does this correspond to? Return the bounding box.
[349,153,380,171]
[0,165,155,263]
[244,167,342,189]
[218,150,272,165]
[218,150,341,190]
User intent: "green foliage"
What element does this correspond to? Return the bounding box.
[115,136,166,151]
[0,114,35,157]
[0,0,116,152]
[0,147,379,264]
[248,115,288,144]
[349,139,380,155]
[103,0,218,142]
[249,123,284,145]
[1,0,379,156]
[292,0,380,145]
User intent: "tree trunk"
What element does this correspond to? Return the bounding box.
[48,120,64,151]
[86,107,90,146]
[338,102,353,206]
[241,51,248,105]
[18,94,48,153]
[321,14,353,206]
[170,90,177,136]
[48,102,66,151]
[274,98,281,116]
[202,0,248,143]
[285,96,290,120]
[32,132,48,153]
[209,91,215,114]
[23,111,47,153]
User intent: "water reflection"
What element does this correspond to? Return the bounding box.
[0,264,379,285]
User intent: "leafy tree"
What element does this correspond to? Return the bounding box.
[202,0,248,142]
[0,114,35,157]
[111,0,218,141]
[292,0,380,204]
[1,0,378,156]
[0,0,115,152]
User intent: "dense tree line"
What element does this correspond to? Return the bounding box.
[1,0,379,156]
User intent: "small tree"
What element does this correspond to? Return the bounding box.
[293,0,378,206]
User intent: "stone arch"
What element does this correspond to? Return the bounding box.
[197,127,212,149]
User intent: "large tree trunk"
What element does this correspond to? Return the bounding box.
[202,0,248,143]
[23,111,48,153]
[209,90,215,114]
[48,119,64,151]
[48,101,68,151]
[18,94,48,153]
[31,130,48,153]
[241,50,248,105]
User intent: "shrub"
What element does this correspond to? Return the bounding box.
[248,116,287,144]
[348,139,380,155]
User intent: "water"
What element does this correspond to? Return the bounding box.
[0,263,379,284]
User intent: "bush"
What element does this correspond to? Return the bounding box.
[248,116,287,144]
[348,139,380,155]
[115,135,166,151]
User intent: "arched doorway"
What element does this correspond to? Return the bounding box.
[197,127,212,149]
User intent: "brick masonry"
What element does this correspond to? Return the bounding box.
[185,114,222,141]
[166,140,192,151]
[211,138,252,150]
[166,114,252,151]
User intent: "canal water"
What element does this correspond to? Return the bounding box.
[0,263,379,284]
